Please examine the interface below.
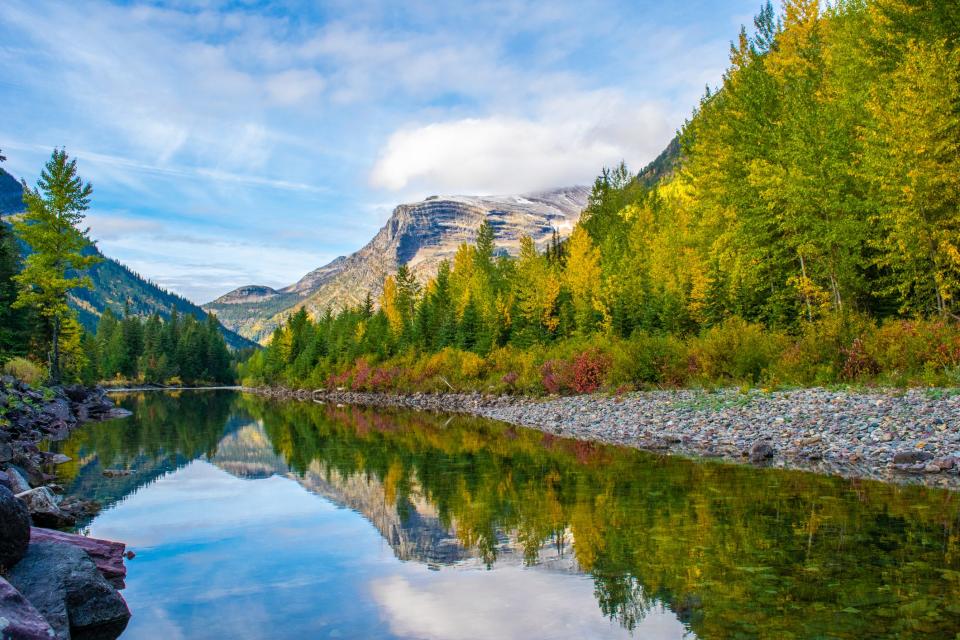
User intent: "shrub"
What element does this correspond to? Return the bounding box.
[2,358,45,385]
[614,331,690,387]
[570,349,611,393]
[771,312,876,385]
[864,318,960,385]
[540,359,571,395]
[691,318,785,384]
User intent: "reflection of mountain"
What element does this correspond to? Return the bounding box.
[210,422,576,568]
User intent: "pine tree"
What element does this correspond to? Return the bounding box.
[13,149,100,383]
[862,39,960,315]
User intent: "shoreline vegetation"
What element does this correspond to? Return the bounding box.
[248,386,960,490]
[239,0,960,444]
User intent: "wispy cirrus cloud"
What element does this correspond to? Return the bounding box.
[0,0,758,301]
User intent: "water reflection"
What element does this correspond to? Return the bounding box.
[52,391,960,639]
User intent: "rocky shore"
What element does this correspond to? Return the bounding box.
[251,386,960,489]
[0,376,133,639]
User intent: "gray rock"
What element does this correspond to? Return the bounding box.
[749,441,775,463]
[893,450,934,464]
[0,576,57,640]
[0,485,30,571]
[40,399,73,424]
[16,487,75,529]
[4,466,33,494]
[6,542,130,640]
[0,443,12,463]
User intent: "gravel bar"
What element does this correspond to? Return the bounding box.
[248,386,960,490]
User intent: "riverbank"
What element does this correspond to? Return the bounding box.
[249,386,960,489]
[0,376,131,525]
[0,376,133,638]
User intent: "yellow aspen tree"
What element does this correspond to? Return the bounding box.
[380,274,403,334]
[564,226,604,333]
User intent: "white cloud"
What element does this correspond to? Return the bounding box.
[369,92,675,195]
[265,69,326,106]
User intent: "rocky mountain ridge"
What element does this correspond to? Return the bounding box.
[205,186,590,343]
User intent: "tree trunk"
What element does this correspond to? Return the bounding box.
[50,315,61,385]
[799,252,813,322]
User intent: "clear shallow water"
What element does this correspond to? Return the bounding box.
[51,391,960,639]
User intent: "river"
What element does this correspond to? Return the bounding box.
[49,390,960,639]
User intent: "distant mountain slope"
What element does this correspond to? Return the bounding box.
[0,168,256,350]
[205,186,590,343]
[0,169,23,214]
[636,134,681,188]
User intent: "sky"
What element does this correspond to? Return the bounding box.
[0,0,758,303]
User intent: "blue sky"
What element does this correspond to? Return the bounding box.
[0,0,758,303]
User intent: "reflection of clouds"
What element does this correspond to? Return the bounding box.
[371,568,691,640]
[89,460,338,547]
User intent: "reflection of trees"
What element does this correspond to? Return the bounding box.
[242,396,960,638]
[52,391,236,514]
[53,392,960,637]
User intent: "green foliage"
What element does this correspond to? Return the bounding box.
[0,221,32,362]
[244,1,960,394]
[93,309,234,385]
[12,149,100,383]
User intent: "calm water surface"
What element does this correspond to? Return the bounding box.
[50,391,960,639]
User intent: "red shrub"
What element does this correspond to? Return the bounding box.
[841,338,880,381]
[571,349,611,393]
[350,359,373,391]
[540,359,571,394]
[541,350,610,395]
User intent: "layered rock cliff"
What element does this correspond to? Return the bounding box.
[205,186,589,343]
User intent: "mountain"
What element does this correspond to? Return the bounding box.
[205,186,590,343]
[0,168,256,350]
[0,168,23,214]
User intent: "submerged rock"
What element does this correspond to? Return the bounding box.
[0,576,57,640]
[0,485,30,571]
[5,542,130,640]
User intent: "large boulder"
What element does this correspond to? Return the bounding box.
[16,486,76,529]
[30,528,127,589]
[0,576,57,640]
[6,542,130,640]
[0,485,30,571]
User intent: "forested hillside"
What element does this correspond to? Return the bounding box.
[0,167,254,351]
[244,0,960,393]
[0,151,244,385]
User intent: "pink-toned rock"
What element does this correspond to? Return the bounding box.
[29,527,128,589]
[0,575,57,639]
